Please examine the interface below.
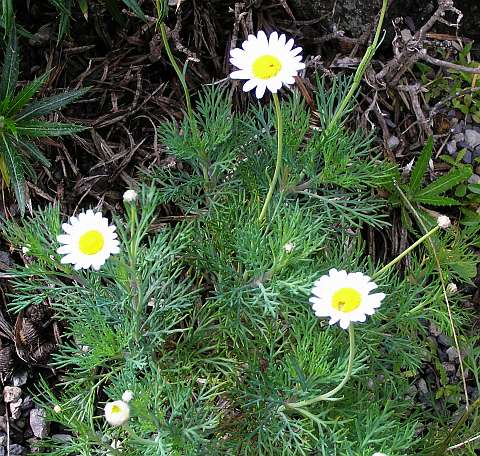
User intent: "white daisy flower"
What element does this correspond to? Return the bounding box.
[230,30,305,99]
[104,400,130,427]
[57,210,120,270]
[309,269,385,330]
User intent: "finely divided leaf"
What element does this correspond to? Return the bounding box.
[409,136,433,193]
[416,166,472,200]
[15,87,89,121]
[0,23,18,103]
[0,134,25,212]
[15,120,86,137]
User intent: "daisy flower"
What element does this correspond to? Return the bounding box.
[230,30,305,99]
[309,269,385,329]
[57,210,120,270]
[104,400,130,427]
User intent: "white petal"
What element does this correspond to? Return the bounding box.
[230,70,251,80]
[242,79,258,92]
[339,319,351,329]
[278,34,286,47]
[285,38,294,51]
[257,31,268,46]
[269,31,279,45]
[57,245,73,255]
[255,83,267,99]
[230,48,245,59]
[266,78,282,93]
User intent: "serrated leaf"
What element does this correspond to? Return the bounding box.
[5,72,49,116]
[416,166,472,200]
[0,23,18,102]
[121,0,146,20]
[1,0,13,35]
[416,195,461,206]
[409,136,433,193]
[0,134,25,213]
[15,138,50,167]
[15,120,86,137]
[15,87,89,121]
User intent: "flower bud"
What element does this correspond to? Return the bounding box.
[122,390,134,403]
[123,189,138,203]
[437,215,451,229]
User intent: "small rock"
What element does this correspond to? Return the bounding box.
[446,346,460,362]
[417,378,428,394]
[387,135,400,150]
[468,174,480,185]
[453,132,465,142]
[446,140,457,155]
[30,408,49,438]
[3,386,22,403]
[8,444,26,456]
[10,399,22,420]
[13,370,28,388]
[443,362,457,374]
[0,431,6,445]
[51,434,73,443]
[0,447,4,456]
[408,384,418,396]
[465,129,480,148]
[21,395,33,412]
[457,140,471,150]
[457,367,469,379]
[429,322,441,337]
[438,334,453,346]
[462,150,473,163]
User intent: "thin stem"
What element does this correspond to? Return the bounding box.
[372,224,440,280]
[327,0,388,132]
[259,92,283,223]
[286,324,355,409]
[158,22,209,184]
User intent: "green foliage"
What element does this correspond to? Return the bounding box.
[2,80,479,455]
[0,25,87,212]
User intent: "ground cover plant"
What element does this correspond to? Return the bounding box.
[1,0,480,455]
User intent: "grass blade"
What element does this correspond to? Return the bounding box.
[15,120,87,137]
[15,87,89,121]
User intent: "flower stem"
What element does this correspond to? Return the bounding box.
[285,323,355,409]
[372,224,440,280]
[259,92,283,223]
[158,22,209,184]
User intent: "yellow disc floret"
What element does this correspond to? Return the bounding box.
[252,55,282,79]
[111,404,121,414]
[331,288,362,313]
[79,230,105,255]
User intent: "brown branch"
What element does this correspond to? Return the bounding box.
[421,54,480,74]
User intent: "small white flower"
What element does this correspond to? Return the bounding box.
[21,246,30,254]
[372,453,387,456]
[123,189,137,203]
[284,242,295,253]
[104,400,130,427]
[437,215,451,229]
[446,282,458,294]
[229,30,305,98]
[57,210,120,270]
[53,404,62,413]
[309,269,385,330]
[121,390,134,403]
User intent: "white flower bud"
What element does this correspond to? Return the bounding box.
[283,242,294,253]
[123,189,138,203]
[21,246,30,254]
[53,404,62,413]
[446,283,458,294]
[437,215,451,229]
[121,390,134,403]
[104,400,130,426]
[372,453,387,456]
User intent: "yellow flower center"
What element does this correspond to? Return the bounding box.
[111,404,121,414]
[331,287,362,313]
[252,55,282,79]
[79,230,104,255]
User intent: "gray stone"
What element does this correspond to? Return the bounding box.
[457,141,471,150]
[10,398,22,420]
[453,133,465,142]
[3,386,21,403]
[465,129,480,148]
[0,447,4,456]
[429,322,441,337]
[446,140,457,155]
[0,431,6,445]
[446,346,460,362]
[468,174,480,185]
[438,334,453,346]
[13,370,28,388]
[387,135,400,150]
[8,445,26,456]
[30,408,49,438]
[463,151,472,163]
[417,378,428,394]
[443,362,457,374]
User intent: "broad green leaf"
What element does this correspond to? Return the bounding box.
[15,137,50,167]
[15,120,87,137]
[0,22,18,103]
[415,195,461,206]
[15,87,89,121]
[416,166,472,199]
[121,0,146,20]
[0,133,25,212]
[5,72,49,116]
[409,136,433,193]
[468,183,480,195]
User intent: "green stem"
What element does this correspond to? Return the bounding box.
[327,0,388,132]
[286,324,355,409]
[259,92,283,223]
[372,224,440,280]
[158,22,209,184]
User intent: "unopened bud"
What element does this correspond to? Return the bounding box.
[123,189,137,203]
[437,215,451,229]
[446,283,457,294]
